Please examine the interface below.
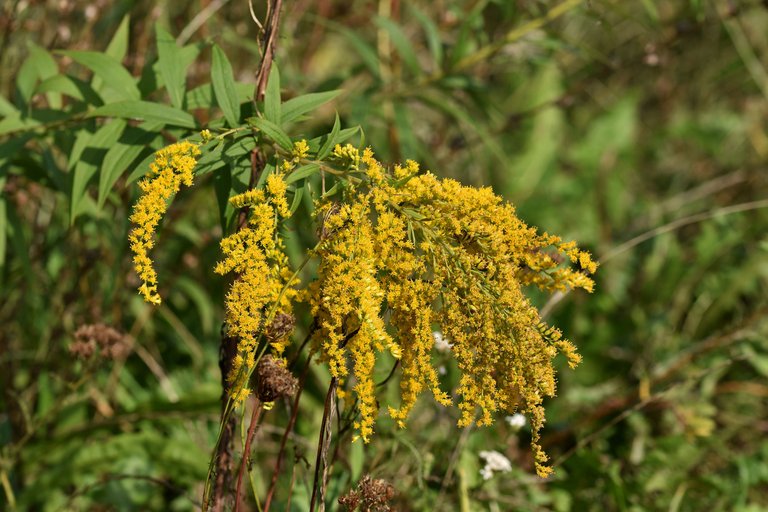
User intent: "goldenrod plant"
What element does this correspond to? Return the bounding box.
[3,2,768,511]
[125,34,598,506]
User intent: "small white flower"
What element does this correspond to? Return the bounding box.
[433,331,453,353]
[438,365,447,375]
[505,413,526,430]
[479,450,512,480]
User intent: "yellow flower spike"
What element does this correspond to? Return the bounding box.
[292,139,310,160]
[129,140,201,305]
[229,188,266,208]
[331,143,361,169]
[266,173,290,218]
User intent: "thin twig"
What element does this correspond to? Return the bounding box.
[435,421,475,510]
[235,399,264,512]
[254,0,284,102]
[601,199,768,263]
[309,378,338,512]
[542,198,768,317]
[263,356,313,512]
[248,0,264,30]
[176,0,232,45]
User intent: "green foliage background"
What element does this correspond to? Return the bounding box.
[1,0,768,510]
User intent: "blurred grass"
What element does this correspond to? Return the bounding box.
[1,0,768,510]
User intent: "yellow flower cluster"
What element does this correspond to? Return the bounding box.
[331,143,361,170]
[129,140,201,305]
[215,182,297,403]
[309,146,597,477]
[309,197,405,441]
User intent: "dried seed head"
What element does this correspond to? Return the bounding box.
[256,355,298,402]
[338,475,396,512]
[266,312,295,343]
[70,324,129,360]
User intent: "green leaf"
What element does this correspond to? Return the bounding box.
[410,5,443,68]
[16,43,59,105]
[0,114,39,136]
[307,126,359,154]
[156,26,186,109]
[59,50,140,101]
[70,119,127,224]
[126,151,157,183]
[449,6,482,67]
[325,21,381,79]
[213,165,233,233]
[211,44,240,127]
[349,438,364,483]
[0,176,6,267]
[288,185,304,215]
[281,90,341,125]
[0,95,17,116]
[317,112,341,160]
[393,101,417,159]
[175,277,216,335]
[30,43,60,80]
[374,16,421,76]
[16,55,37,105]
[36,74,102,105]
[195,142,226,175]
[264,64,281,125]
[415,89,507,167]
[98,121,163,207]
[0,135,30,167]
[249,117,292,150]
[105,15,131,61]
[4,202,33,281]
[285,163,320,185]
[186,82,252,110]
[89,100,196,128]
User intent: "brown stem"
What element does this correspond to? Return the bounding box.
[211,334,239,512]
[309,377,338,512]
[255,0,284,102]
[263,356,312,512]
[235,398,264,512]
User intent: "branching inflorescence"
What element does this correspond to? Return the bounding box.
[129,137,597,477]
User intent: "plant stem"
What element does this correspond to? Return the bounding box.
[263,355,312,512]
[235,398,264,512]
[1,470,16,510]
[309,377,337,512]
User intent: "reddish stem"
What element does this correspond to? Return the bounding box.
[235,399,264,512]
[263,356,312,512]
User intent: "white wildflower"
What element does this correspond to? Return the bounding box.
[479,450,512,480]
[433,331,453,353]
[505,413,526,430]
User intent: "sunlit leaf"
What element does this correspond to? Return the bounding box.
[211,44,240,127]
[88,100,196,128]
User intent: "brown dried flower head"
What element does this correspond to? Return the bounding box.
[266,312,296,343]
[70,323,128,360]
[256,355,298,402]
[338,475,396,512]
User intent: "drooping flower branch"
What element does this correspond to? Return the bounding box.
[129,137,597,477]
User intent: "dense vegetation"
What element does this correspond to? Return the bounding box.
[1,1,767,510]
